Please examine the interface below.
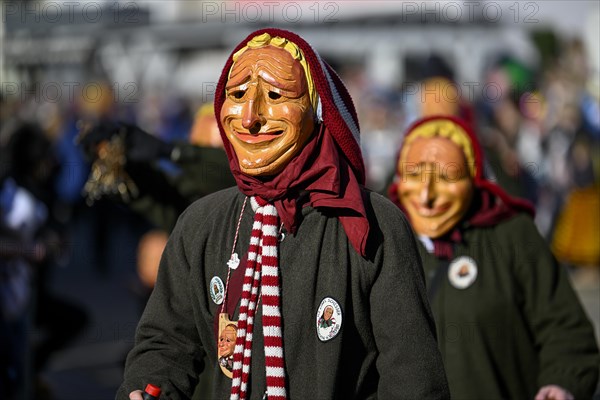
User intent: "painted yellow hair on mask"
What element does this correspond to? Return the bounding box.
[400,119,476,178]
[230,33,318,113]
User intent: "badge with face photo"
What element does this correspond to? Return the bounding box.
[210,276,225,305]
[316,297,342,342]
[218,313,237,378]
[448,256,478,289]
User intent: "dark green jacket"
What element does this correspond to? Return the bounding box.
[117,187,450,399]
[417,213,599,399]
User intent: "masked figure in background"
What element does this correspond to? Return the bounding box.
[118,29,449,400]
[388,115,599,400]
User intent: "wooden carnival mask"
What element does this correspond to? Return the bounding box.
[217,314,237,378]
[220,42,315,176]
[397,121,475,239]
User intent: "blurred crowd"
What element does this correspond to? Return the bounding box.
[1,27,599,399]
[347,36,599,264]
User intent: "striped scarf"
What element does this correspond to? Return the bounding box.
[230,196,286,400]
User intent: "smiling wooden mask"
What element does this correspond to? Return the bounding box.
[397,120,476,238]
[220,36,316,176]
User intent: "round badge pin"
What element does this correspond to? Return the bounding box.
[316,297,342,342]
[448,256,478,289]
[210,276,225,305]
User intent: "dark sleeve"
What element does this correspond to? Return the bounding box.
[124,162,189,232]
[116,211,205,400]
[511,215,599,398]
[173,145,236,202]
[369,202,450,399]
[124,144,235,232]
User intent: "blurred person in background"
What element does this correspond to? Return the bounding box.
[548,38,600,285]
[55,81,115,209]
[475,56,541,208]
[1,122,89,400]
[406,54,476,127]
[78,102,235,234]
[359,88,404,194]
[60,81,151,278]
[0,123,41,400]
[78,102,234,305]
[388,115,599,400]
[476,37,600,283]
[337,54,404,195]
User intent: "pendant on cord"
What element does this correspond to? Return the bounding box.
[218,313,237,378]
[227,252,240,270]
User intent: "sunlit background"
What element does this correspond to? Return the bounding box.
[1,1,599,399]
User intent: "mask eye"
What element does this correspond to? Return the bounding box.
[230,90,245,100]
[268,91,282,100]
[402,169,421,180]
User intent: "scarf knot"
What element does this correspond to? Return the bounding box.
[230,197,286,400]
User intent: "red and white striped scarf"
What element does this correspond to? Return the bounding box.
[230,196,286,400]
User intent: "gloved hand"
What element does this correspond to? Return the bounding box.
[76,119,121,162]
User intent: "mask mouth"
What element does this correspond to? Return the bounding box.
[410,201,451,218]
[234,129,284,144]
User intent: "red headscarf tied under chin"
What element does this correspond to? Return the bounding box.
[215,28,370,256]
[388,115,534,259]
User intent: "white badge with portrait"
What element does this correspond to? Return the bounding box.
[210,276,225,305]
[316,297,342,342]
[448,256,478,289]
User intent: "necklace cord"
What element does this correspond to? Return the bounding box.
[220,197,248,315]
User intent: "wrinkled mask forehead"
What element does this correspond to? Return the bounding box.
[226,46,307,97]
[227,33,318,111]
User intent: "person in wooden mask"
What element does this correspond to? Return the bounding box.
[119,29,450,400]
[389,115,599,400]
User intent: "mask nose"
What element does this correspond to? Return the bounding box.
[242,87,266,134]
[419,175,436,207]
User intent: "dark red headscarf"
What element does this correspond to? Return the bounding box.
[388,115,534,259]
[215,28,369,256]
